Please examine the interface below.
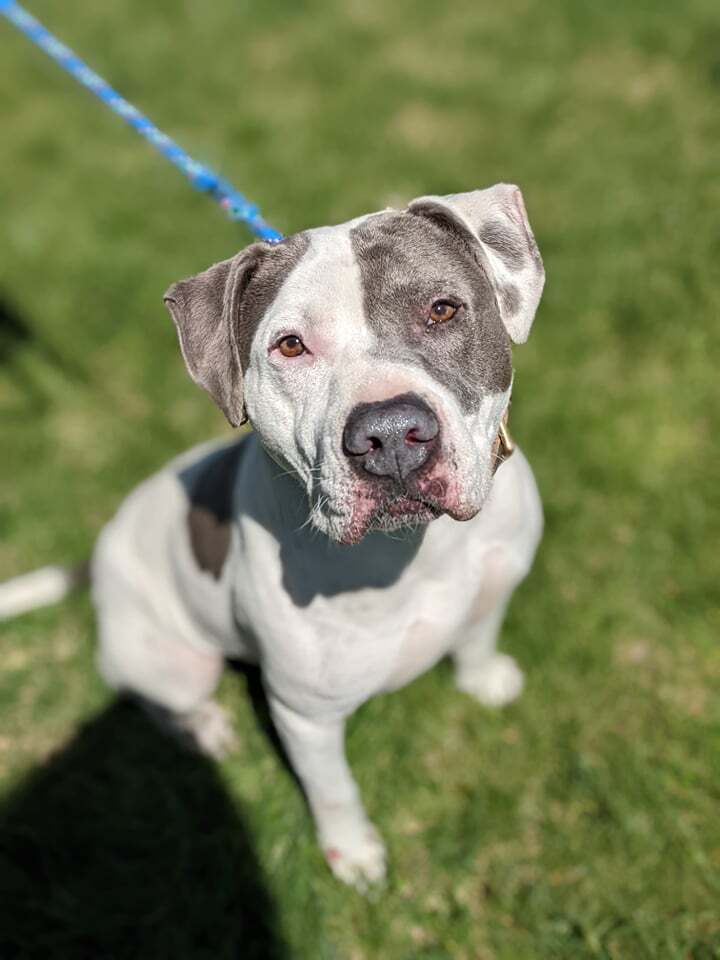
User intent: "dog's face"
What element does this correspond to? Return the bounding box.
[165,184,544,544]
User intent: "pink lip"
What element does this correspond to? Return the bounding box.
[339,498,440,545]
[340,462,465,544]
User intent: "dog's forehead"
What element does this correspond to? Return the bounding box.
[260,219,372,329]
[261,208,460,323]
[247,207,510,406]
[349,208,465,271]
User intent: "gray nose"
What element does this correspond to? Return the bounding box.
[342,393,439,482]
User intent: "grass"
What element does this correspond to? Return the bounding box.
[1,0,719,956]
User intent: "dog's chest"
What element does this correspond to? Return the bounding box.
[382,616,457,692]
[261,579,464,711]
[234,488,528,712]
[246,529,478,711]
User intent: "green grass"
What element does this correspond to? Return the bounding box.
[1,0,719,956]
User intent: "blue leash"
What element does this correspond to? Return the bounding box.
[0,0,283,243]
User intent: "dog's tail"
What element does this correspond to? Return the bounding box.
[0,562,89,621]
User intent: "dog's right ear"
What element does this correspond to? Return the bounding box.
[164,244,267,427]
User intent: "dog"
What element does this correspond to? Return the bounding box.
[0,183,544,889]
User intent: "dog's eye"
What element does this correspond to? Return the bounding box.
[277,334,306,358]
[428,300,459,325]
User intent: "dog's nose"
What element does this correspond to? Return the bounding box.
[342,393,439,482]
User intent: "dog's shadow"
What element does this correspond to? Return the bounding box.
[0,695,288,960]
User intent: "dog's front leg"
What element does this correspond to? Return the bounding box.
[269,695,386,890]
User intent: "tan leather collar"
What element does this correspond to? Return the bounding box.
[491,409,515,473]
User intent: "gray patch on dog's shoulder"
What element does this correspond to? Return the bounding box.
[184,440,246,579]
[238,232,310,370]
[350,210,511,410]
[478,218,527,271]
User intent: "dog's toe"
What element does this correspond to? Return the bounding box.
[456,653,524,707]
[323,824,387,893]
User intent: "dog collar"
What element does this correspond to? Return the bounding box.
[492,410,515,473]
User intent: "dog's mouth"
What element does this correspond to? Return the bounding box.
[383,490,442,518]
[336,479,448,544]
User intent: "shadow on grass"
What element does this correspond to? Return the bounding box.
[232,662,298,787]
[0,293,92,417]
[0,697,288,960]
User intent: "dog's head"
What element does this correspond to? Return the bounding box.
[165,184,544,544]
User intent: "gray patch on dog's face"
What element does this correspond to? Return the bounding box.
[350,211,512,410]
[237,233,310,371]
[185,441,245,579]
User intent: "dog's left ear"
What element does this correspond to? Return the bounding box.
[408,183,544,343]
[163,243,268,426]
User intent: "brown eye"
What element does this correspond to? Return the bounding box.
[429,300,459,325]
[277,334,306,358]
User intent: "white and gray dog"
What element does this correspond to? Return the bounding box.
[1,183,545,889]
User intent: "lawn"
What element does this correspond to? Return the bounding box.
[1,0,719,956]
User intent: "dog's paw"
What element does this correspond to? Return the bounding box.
[456,653,524,707]
[321,822,387,893]
[181,700,239,758]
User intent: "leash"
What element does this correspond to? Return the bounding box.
[0,0,283,243]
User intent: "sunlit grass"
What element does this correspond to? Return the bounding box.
[1,0,719,956]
